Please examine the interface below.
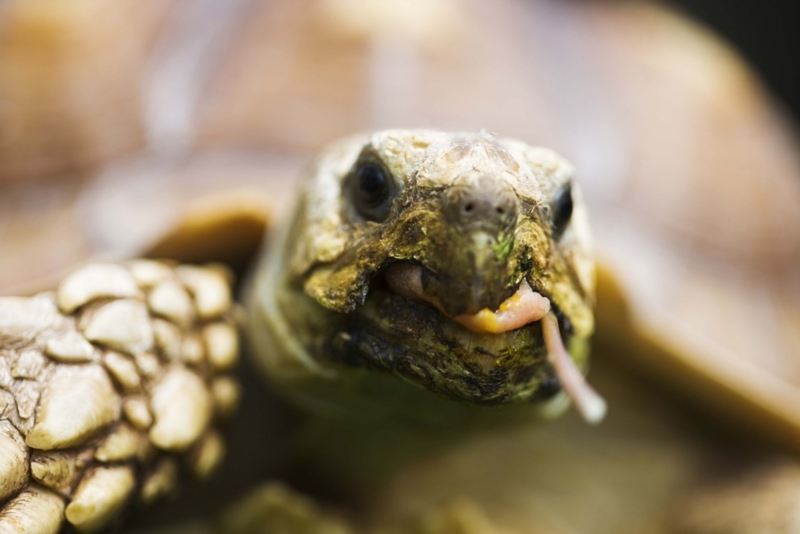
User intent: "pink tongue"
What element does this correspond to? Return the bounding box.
[384,264,550,334]
[454,280,550,334]
[541,312,607,424]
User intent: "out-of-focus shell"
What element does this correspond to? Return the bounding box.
[0,2,799,532]
[0,0,798,451]
[0,0,174,183]
[105,0,800,451]
[581,4,800,451]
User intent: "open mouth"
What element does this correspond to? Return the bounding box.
[381,261,607,424]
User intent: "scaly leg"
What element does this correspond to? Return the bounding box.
[219,482,355,534]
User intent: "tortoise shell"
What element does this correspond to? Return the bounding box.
[1,1,799,532]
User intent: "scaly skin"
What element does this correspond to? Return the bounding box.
[0,261,240,533]
[248,130,594,417]
[239,130,597,532]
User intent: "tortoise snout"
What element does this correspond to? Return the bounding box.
[443,175,518,234]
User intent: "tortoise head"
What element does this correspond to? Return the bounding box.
[250,130,595,416]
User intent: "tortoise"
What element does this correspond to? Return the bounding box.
[1,125,800,534]
[2,1,800,533]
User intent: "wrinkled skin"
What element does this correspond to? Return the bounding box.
[248,130,594,416]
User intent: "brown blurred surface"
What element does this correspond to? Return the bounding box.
[0,0,175,183]
[1,1,800,532]
[0,0,799,483]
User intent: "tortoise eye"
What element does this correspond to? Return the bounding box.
[350,163,394,221]
[551,183,573,239]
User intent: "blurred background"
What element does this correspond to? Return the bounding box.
[1,0,798,292]
[1,1,800,529]
[669,0,799,117]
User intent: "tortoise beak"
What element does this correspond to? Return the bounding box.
[413,174,519,315]
[417,230,515,316]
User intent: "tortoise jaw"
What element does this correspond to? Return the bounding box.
[382,261,550,335]
[345,262,557,403]
[329,287,555,406]
[359,261,606,422]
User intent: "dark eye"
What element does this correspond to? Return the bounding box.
[350,163,394,221]
[551,183,573,239]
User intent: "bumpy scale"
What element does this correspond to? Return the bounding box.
[0,261,241,533]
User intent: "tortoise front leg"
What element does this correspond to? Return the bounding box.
[219,484,513,534]
[218,482,354,534]
[0,261,240,533]
[373,499,514,534]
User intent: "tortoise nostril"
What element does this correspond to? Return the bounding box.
[443,175,518,232]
